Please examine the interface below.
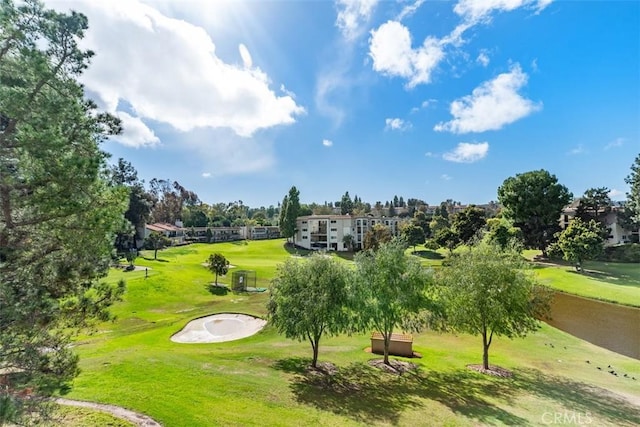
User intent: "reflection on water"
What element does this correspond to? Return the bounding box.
[546,292,640,360]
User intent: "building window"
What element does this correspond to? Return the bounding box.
[302,236,308,239]
[331,236,337,240]
[302,221,307,224]
[331,228,337,232]
[330,220,337,224]
[302,228,307,232]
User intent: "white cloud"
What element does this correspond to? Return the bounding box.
[443,142,489,163]
[476,50,490,67]
[202,172,212,178]
[111,111,160,147]
[322,139,334,147]
[335,0,378,41]
[425,151,435,157]
[51,1,304,139]
[568,145,584,155]
[441,174,452,180]
[238,43,253,68]
[369,20,444,88]
[609,189,624,199]
[454,0,553,23]
[385,118,411,131]
[397,0,426,21]
[605,137,626,150]
[434,64,541,134]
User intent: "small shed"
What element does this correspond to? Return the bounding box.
[370,332,413,357]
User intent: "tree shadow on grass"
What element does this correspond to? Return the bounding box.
[206,283,229,296]
[567,269,640,289]
[283,243,312,257]
[142,257,169,262]
[412,250,445,260]
[510,368,640,426]
[274,358,640,426]
[273,358,524,425]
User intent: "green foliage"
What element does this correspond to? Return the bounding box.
[268,254,350,367]
[351,239,436,364]
[625,154,640,224]
[363,223,392,251]
[401,222,426,252]
[279,187,300,241]
[598,243,640,263]
[450,205,486,244]
[144,232,171,259]
[576,187,612,227]
[484,217,523,249]
[498,169,572,254]
[556,218,605,271]
[437,242,550,369]
[433,227,460,253]
[207,253,230,285]
[340,191,353,215]
[0,1,128,422]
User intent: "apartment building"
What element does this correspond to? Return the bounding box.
[559,204,639,246]
[294,214,404,251]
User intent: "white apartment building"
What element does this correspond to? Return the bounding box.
[559,205,639,246]
[294,215,404,251]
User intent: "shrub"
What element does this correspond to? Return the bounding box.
[597,244,640,263]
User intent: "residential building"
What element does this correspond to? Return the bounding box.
[145,222,185,245]
[559,203,639,246]
[294,214,404,251]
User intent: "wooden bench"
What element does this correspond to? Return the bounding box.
[370,332,413,357]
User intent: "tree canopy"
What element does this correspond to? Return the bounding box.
[556,218,604,272]
[279,186,300,242]
[451,205,486,244]
[437,242,550,371]
[625,154,640,224]
[0,1,127,422]
[207,253,230,285]
[497,170,572,255]
[363,223,393,251]
[268,254,351,368]
[351,239,435,365]
[145,232,171,259]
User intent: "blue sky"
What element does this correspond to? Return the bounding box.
[48,0,639,207]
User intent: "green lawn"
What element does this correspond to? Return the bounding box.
[64,240,640,426]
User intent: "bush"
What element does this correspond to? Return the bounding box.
[597,244,640,263]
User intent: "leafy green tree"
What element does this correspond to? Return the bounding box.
[145,232,171,259]
[363,223,393,251]
[624,154,640,224]
[0,1,128,422]
[484,218,522,249]
[498,170,572,256]
[268,254,351,368]
[351,239,435,365]
[576,187,612,228]
[451,205,486,244]
[342,233,354,251]
[413,211,431,238]
[341,191,354,215]
[434,227,460,254]
[401,222,426,253]
[556,218,604,272]
[437,243,550,371]
[208,253,230,285]
[279,186,300,242]
[429,214,449,236]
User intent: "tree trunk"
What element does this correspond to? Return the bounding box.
[154,248,158,260]
[311,338,319,368]
[215,272,218,285]
[383,334,390,365]
[482,329,490,370]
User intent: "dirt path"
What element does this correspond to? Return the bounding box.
[56,398,162,426]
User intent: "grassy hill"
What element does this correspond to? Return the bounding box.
[63,240,640,426]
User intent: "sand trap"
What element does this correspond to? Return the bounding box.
[171,313,266,343]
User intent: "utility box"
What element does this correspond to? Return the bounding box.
[370,332,413,357]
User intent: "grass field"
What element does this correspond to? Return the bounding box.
[64,240,640,426]
[521,249,640,307]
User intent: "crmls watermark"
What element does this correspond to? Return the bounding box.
[541,411,593,425]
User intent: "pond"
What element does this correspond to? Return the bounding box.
[546,291,640,360]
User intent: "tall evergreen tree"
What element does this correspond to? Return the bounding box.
[0,1,128,422]
[624,154,640,224]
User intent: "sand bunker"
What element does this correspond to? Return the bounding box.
[171,313,266,343]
